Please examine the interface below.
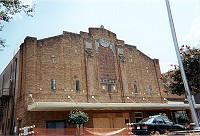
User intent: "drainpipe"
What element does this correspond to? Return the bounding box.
[10,58,18,135]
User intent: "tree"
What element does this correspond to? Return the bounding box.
[68,110,89,126]
[68,110,89,135]
[160,45,200,96]
[0,0,34,49]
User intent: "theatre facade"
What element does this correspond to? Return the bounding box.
[0,27,197,135]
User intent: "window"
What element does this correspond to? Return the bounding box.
[51,79,56,90]
[155,117,164,124]
[113,85,116,91]
[135,112,143,118]
[134,112,143,123]
[52,55,55,63]
[52,49,55,63]
[147,85,153,96]
[76,80,80,92]
[108,84,111,93]
[133,83,138,95]
[102,85,105,91]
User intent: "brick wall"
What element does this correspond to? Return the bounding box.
[13,27,185,127]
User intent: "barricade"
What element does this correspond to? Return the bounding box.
[19,125,35,135]
[34,127,131,136]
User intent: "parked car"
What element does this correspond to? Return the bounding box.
[189,122,200,129]
[131,116,186,135]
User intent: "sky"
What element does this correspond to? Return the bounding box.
[0,0,200,74]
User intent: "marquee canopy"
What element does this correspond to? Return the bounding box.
[27,102,200,111]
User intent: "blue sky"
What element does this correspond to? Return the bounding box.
[0,0,199,73]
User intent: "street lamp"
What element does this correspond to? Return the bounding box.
[165,0,200,129]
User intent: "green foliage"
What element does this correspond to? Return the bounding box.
[177,115,189,123]
[68,110,89,125]
[161,46,200,96]
[0,0,34,49]
[158,113,168,118]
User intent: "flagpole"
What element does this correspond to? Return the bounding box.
[165,0,200,129]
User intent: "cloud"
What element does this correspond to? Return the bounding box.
[182,16,200,45]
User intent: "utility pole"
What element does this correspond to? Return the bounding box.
[165,0,200,129]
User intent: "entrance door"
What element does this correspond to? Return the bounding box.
[93,117,127,128]
[46,120,66,135]
[93,118,110,128]
[113,117,126,128]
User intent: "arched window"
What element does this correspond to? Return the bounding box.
[133,84,138,95]
[51,79,56,90]
[76,80,80,92]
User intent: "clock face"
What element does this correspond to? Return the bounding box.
[100,38,110,47]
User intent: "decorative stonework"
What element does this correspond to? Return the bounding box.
[96,38,115,55]
[100,78,117,84]
[119,54,125,63]
[98,45,117,80]
[85,49,93,58]
[100,38,110,47]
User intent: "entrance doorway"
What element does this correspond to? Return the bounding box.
[93,117,127,128]
[46,120,66,135]
[46,120,66,128]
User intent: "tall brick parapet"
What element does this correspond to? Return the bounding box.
[23,36,38,97]
[16,36,38,127]
[88,27,117,42]
[152,59,163,102]
[153,59,167,100]
[153,59,161,78]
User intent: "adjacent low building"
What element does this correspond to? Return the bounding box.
[0,27,196,135]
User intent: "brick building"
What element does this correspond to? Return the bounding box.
[0,27,197,135]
